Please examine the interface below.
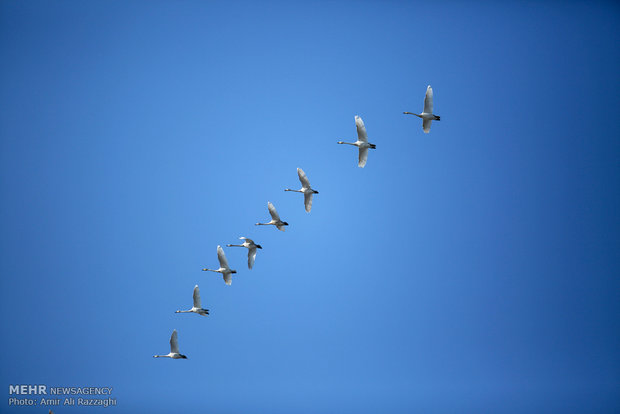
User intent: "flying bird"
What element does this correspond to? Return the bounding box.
[337,115,376,168]
[227,237,262,269]
[404,85,440,133]
[256,201,289,231]
[202,245,237,285]
[175,285,209,316]
[153,329,188,359]
[285,168,319,212]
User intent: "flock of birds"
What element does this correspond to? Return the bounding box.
[153,85,441,359]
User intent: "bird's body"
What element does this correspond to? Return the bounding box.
[227,237,262,269]
[153,329,187,359]
[285,168,319,212]
[176,285,209,316]
[202,245,237,285]
[337,115,376,168]
[256,201,289,231]
[404,85,440,133]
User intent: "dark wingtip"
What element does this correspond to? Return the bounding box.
[257,245,263,249]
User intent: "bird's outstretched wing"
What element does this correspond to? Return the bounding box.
[297,168,311,189]
[223,273,232,286]
[170,329,180,354]
[268,202,281,221]
[248,247,257,269]
[355,115,368,143]
[423,85,433,114]
[423,119,432,133]
[304,192,313,213]
[217,245,230,269]
[193,285,201,308]
[276,224,286,231]
[358,147,368,168]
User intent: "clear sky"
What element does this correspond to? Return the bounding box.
[1,1,619,413]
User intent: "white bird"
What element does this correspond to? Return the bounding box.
[284,168,319,212]
[256,201,289,231]
[202,245,237,286]
[153,329,188,359]
[337,115,376,168]
[404,85,440,133]
[227,237,262,269]
[175,285,209,316]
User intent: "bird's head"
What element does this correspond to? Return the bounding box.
[313,190,319,194]
[282,222,289,226]
[231,270,237,274]
[337,141,344,144]
[256,244,263,249]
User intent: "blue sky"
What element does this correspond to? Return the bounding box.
[1,1,619,412]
